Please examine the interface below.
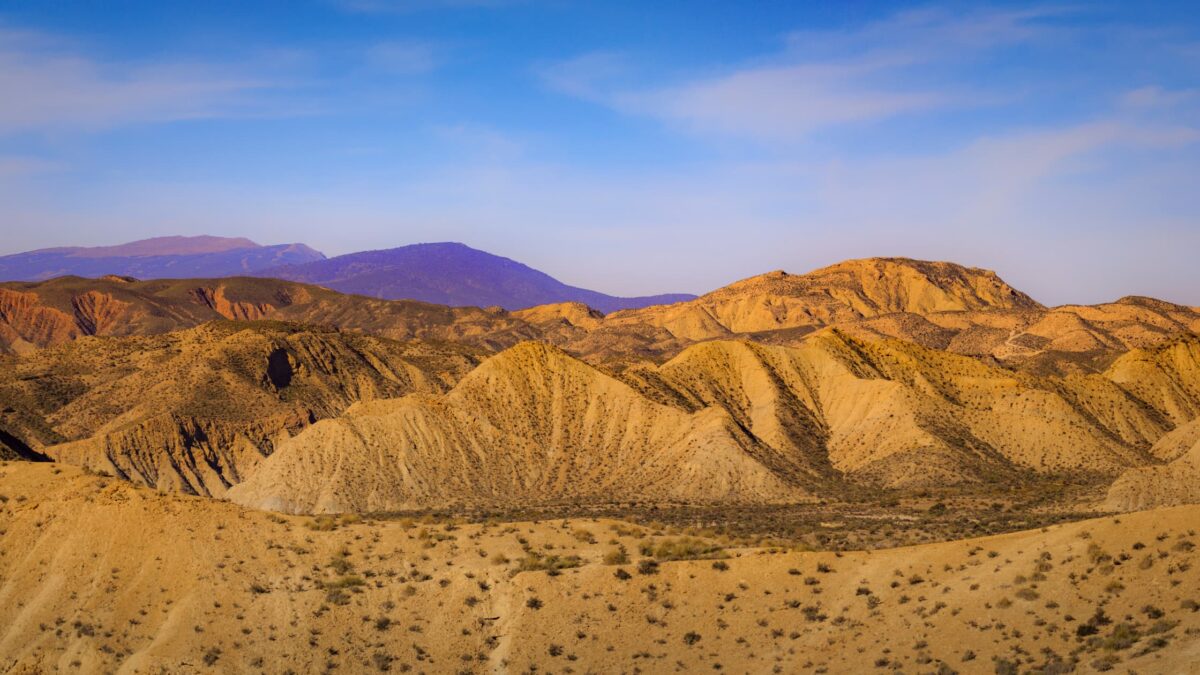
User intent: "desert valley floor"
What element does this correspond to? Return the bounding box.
[2,464,1200,674]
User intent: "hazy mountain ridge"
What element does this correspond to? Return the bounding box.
[258,242,697,312]
[0,236,325,282]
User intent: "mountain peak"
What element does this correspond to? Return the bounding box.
[0,236,325,282]
[717,256,1041,313]
[33,235,262,258]
[259,242,696,312]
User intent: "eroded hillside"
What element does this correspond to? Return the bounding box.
[0,322,484,497]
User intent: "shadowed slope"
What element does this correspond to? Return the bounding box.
[1102,337,1200,509]
[0,322,484,497]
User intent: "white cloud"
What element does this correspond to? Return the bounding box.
[616,63,947,142]
[542,7,1063,142]
[0,26,284,135]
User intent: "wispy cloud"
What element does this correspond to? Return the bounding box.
[0,155,58,178]
[333,0,513,13]
[783,6,1062,59]
[542,7,1063,142]
[365,41,440,74]
[1121,85,1199,109]
[0,26,287,135]
[617,63,948,142]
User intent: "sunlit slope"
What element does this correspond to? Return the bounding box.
[631,332,1177,488]
[606,258,1041,341]
[228,342,812,513]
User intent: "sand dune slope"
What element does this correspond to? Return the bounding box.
[229,343,809,513]
[634,332,1173,488]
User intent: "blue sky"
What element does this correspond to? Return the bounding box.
[1,1,1198,304]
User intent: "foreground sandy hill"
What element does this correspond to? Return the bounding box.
[2,462,1198,674]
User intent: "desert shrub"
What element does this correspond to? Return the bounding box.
[993,657,1018,675]
[307,516,340,531]
[603,546,629,565]
[329,553,353,575]
[1102,623,1139,651]
[642,537,724,561]
[371,651,394,671]
[637,560,659,575]
[516,552,582,574]
[683,631,701,646]
[1015,588,1040,601]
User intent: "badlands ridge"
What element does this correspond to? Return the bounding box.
[2,257,1198,512]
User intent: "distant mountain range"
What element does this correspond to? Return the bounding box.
[0,236,325,281]
[0,237,695,312]
[259,242,696,312]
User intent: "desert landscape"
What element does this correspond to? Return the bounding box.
[2,243,1200,674]
[4,2,1200,673]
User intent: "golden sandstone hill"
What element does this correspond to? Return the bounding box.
[2,257,1200,513]
[607,258,1042,341]
[226,342,812,513]
[5,258,1199,375]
